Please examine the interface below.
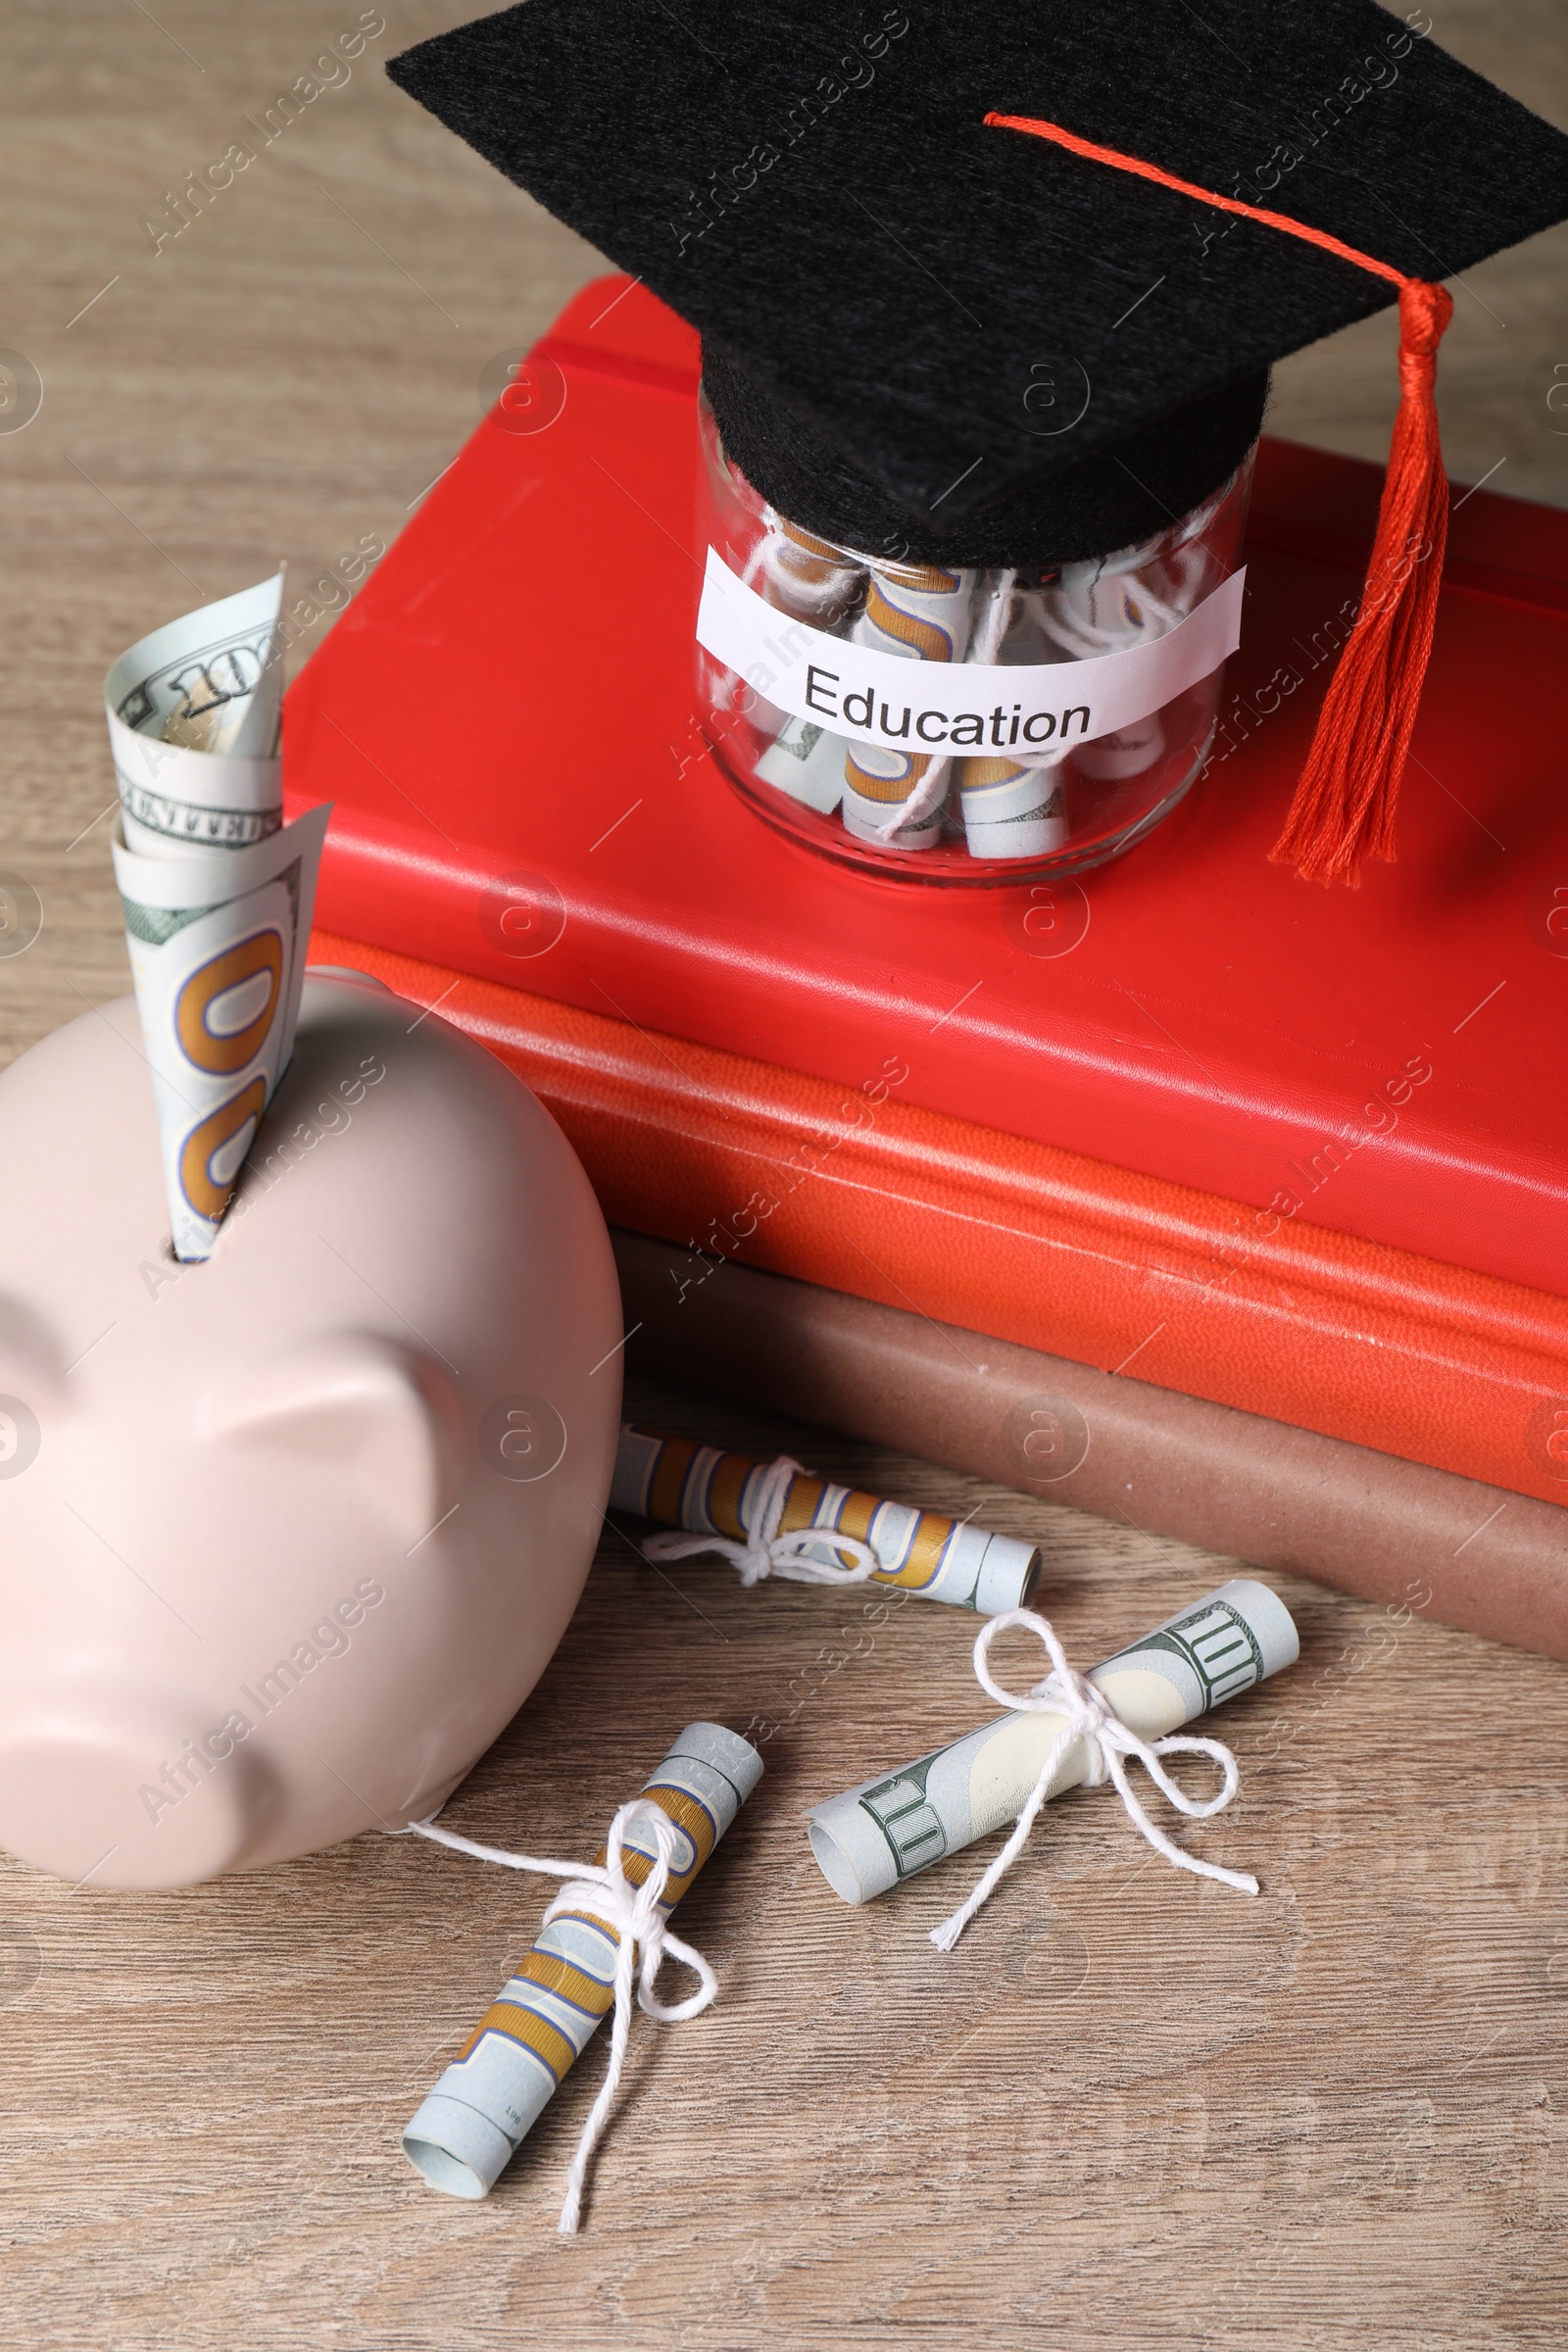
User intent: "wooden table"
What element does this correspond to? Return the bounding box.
[2,8,1565,2345]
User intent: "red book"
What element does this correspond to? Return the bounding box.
[287,276,1568,1303]
[305,929,1568,1510]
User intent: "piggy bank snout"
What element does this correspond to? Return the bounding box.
[0,1692,274,1889]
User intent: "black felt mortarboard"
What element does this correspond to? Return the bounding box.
[388,2,1568,881]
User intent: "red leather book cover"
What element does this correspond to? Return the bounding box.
[286,276,1568,1304]
[308,927,1568,1510]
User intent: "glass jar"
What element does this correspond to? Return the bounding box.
[695,394,1254,885]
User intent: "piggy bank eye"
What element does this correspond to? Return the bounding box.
[203,1332,458,1543]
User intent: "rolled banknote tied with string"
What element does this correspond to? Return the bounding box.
[844,742,947,846]
[755,512,865,625]
[105,572,330,1261]
[1047,551,1171,781]
[1071,716,1167,781]
[1037,519,1209,665]
[1034,503,1228,784]
[841,560,976,851]
[756,714,855,815]
[402,1722,761,2216]
[749,515,865,814]
[952,568,1068,860]
[910,565,1069,861]
[805,1578,1298,1904]
[956,754,1069,859]
[613,1423,1041,1611]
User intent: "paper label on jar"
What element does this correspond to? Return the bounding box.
[696,548,1246,761]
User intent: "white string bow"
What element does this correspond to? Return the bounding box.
[931,1606,1259,1955]
[640,1452,880,1588]
[405,1797,715,2233]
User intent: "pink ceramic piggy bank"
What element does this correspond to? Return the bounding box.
[0,972,621,1888]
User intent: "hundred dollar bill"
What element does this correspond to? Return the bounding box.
[956,754,1069,859]
[840,560,976,849]
[1072,715,1167,781]
[106,571,286,852]
[806,1578,1298,1904]
[757,513,865,625]
[750,518,864,813]
[613,1424,1041,1612]
[104,575,329,1261]
[755,714,852,813]
[111,805,330,1261]
[1032,516,1213,785]
[403,1722,762,2201]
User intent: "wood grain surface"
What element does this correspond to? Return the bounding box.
[2,7,1566,2347]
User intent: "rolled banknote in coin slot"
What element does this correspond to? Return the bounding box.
[112,805,330,1259]
[403,1721,761,2202]
[105,574,329,1261]
[805,1578,1298,1903]
[107,571,286,853]
[612,1423,1041,1610]
[957,755,1069,859]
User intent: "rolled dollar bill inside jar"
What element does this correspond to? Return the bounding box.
[1033,511,1223,782]
[956,755,1069,859]
[744,514,865,813]
[755,714,856,813]
[840,559,977,851]
[755,511,865,624]
[805,1579,1298,1904]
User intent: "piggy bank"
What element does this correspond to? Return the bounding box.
[0,971,621,1888]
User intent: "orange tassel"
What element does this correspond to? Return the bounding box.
[1270,281,1454,885]
[983,114,1461,888]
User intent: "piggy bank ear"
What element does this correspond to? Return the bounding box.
[204,1333,459,1544]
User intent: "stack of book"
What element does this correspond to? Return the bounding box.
[288,277,1568,1654]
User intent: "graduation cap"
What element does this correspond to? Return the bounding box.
[387,1,1568,883]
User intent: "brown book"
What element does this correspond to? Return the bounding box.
[613,1230,1568,1664]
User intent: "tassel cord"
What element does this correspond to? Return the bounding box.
[983,110,1457,886]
